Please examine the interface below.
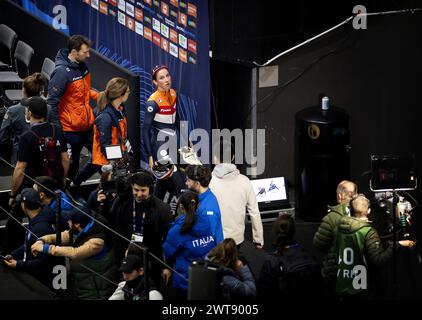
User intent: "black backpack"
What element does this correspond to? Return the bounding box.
[276,245,320,297]
[30,124,63,183]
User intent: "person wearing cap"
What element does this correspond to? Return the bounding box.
[143,65,185,171]
[0,72,47,165]
[31,207,116,299]
[9,96,69,207]
[109,254,163,300]
[33,175,74,225]
[2,188,59,289]
[47,35,99,185]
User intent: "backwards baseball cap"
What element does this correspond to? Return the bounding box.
[27,96,47,118]
[15,188,42,206]
[152,64,168,79]
[118,254,144,273]
[68,208,91,226]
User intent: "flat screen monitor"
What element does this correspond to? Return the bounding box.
[370,155,417,191]
[250,177,290,211]
[105,145,122,160]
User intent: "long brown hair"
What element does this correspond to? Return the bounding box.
[23,73,47,97]
[177,191,199,234]
[208,238,239,270]
[97,77,129,112]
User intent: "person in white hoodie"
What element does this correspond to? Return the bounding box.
[209,140,264,249]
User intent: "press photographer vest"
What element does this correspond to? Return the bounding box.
[334,225,371,296]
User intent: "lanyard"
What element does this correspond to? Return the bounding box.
[132,199,146,235]
[23,230,31,262]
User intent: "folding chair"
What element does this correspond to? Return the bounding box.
[0,24,17,70]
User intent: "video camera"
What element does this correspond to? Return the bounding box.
[101,145,133,196]
[370,155,418,240]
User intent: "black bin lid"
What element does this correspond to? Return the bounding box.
[296,106,349,124]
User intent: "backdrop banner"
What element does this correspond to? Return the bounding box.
[15,0,211,166]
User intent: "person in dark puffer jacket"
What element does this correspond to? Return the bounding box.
[207,238,257,300]
[258,216,320,299]
[2,188,61,290]
[313,180,357,283]
[334,194,415,298]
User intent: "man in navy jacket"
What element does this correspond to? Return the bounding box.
[2,188,60,289]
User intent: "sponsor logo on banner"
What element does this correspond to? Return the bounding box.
[170,0,178,7]
[188,53,196,64]
[165,17,175,28]
[144,15,151,24]
[83,0,91,5]
[153,31,161,46]
[179,1,187,9]
[161,23,169,38]
[144,0,152,6]
[91,0,99,10]
[178,12,187,27]
[169,42,178,58]
[179,48,187,63]
[109,0,117,5]
[188,20,196,29]
[135,8,143,21]
[169,28,178,43]
[118,10,126,25]
[152,18,160,32]
[118,0,125,11]
[161,2,169,17]
[187,3,197,18]
[109,8,117,16]
[126,17,135,30]
[153,0,160,8]
[178,34,187,49]
[143,27,152,41]
[161,38,169,52]
[188,38,196,54]
[135,21,144,35]
[99,1,108,14]
[126,2,134,16]
[170,9,177,19]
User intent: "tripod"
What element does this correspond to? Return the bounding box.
[391,191,399,298]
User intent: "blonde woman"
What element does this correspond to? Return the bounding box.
[92,77,130,167]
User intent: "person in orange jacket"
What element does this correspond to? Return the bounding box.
[92,77,130,168]
[47,35,99,187]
